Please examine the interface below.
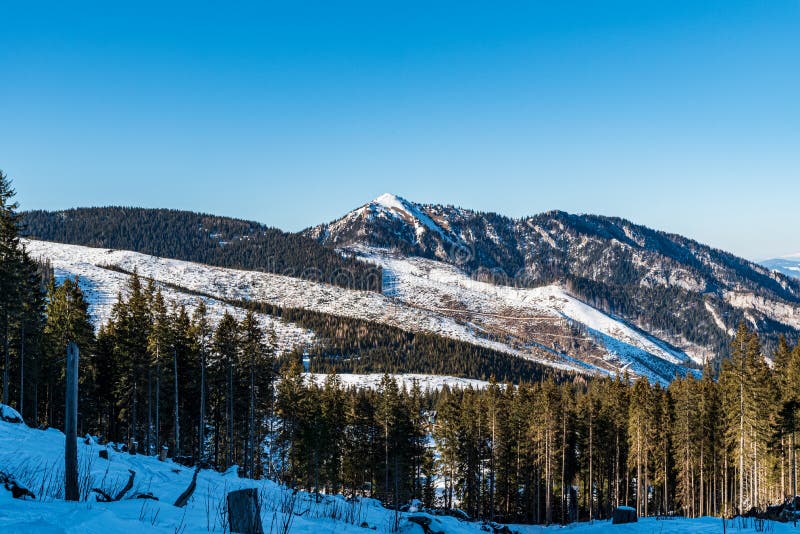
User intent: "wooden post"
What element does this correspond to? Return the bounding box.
[65,341,79,501]
[227,488,263,534]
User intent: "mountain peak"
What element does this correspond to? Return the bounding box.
[372,193,409,209]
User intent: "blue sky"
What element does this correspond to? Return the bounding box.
[1,1,798,260]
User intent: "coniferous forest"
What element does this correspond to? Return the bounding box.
[21,206,382,292]
[5,171,800,525]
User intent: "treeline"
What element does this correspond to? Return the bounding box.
[21,206,382,292]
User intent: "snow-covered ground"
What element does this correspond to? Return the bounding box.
[25,239,700,384]
[0,413,398,533]
[303,373,490,391]
[0,415,792,533]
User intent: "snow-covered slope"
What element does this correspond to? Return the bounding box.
[25,239,587,376]
[360,247,699,383]
[26,240,313,355]
[0,415,791,533]
[26,239,701,384]
[0,414,399,534]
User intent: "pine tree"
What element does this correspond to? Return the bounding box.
[191,300,212,462]
[343,388,378,497]
[433,387,462,511]
[0,171,21,407]
[671,376,699,516]
[212,311,239,467]
[41,278,94,429]
[377,373,401,506]
[0,172,44,415]
[147,287,170,455]
[320,371,346,492]
[108,272,151,451]
[239,310,273,479]
[275,358,306,486]
[627,378,651,516]
[720,323,775,512]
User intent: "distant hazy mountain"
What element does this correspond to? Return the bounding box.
[761,256,800,279]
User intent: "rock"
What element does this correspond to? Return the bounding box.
[612,506,637,524]
[0,472,35,500]
[408,514,445,534]
[0,404,24,424]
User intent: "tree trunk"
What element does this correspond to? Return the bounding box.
[131,374,138,452]
[173,348,180,457]
[562,415,567,525]
[227,360,233,468]
[199,348,206,462]
[793,424,797,500]
[2,311,9,406]
[155,346,160,452]
[589,409,593,521]
[19,324,24,417]
[636,419,641,516]
[249,353,255,478]
[147,366,152,455]
[739,351,745,514]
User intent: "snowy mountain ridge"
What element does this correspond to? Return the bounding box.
[22,194,800,385]
[308,194,800,358]
[761,256,800,279]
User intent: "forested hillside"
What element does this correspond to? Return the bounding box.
[309,194,800,356]
[22,207,381,291]
[105,263,570,384]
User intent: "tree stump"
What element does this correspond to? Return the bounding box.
[227,488,263,534]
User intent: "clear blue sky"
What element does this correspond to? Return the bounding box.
[1,1,798,260]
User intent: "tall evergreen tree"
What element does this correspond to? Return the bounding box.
[41,278,94,429]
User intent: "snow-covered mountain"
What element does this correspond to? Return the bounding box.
[27,238,697,385]
[762,255,800,279]
[308,194,800,359]
[24,195,800,385]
